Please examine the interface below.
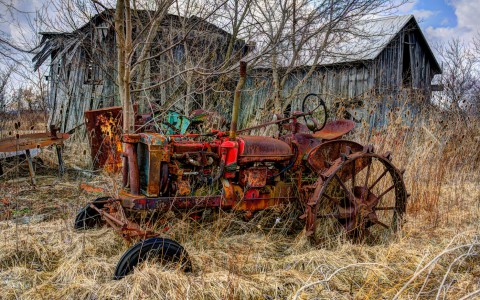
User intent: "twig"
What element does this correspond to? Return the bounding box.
[435,243,476,300]
[292,262,389,300]
[393,242,480,300]
[458,289,480,300]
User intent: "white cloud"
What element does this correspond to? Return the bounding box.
[395,0,418,14]
[424,0,480,45]
[425,26,459,44]
[411,9,436,21]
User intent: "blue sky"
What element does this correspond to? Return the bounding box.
[1,0,479,63]
[396,0,480,46]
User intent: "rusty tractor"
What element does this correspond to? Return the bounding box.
[75,63,408,279]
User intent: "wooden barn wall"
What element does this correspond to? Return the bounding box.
[239,27,438,130]
[372,34,403,93]
[46,18,439,134]
[238,64,375,129]
[369,25,437,127]
[47,20,240,135]
[48,21,117,134]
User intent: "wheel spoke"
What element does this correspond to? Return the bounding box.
[309,152,407,246]
[374,206,398,211]
[323,193,340,205]
[376,184,396,201]
[333,174,356,203]
[368,168,388,191]
[363,160,372,200]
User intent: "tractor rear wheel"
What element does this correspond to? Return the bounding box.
[113,237,192,280]
[306,146,408,246]
[74,196,109,230]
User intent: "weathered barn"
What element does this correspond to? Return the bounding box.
[33,9,247,134]
[238,15,442,129]
[35,13,441,135]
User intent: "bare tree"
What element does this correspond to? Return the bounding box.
[435,39,479,115]
[0,66,13,112]
[30,0,406,135]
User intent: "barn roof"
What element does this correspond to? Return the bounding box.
[33,10,238,71]
[321,15,441,72]
[327,15,414,63]
[253,15,441,74]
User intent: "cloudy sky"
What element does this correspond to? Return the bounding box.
[397,0,480,46]
[1,0,479,59]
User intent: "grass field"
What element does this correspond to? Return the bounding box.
[0,107,479,299]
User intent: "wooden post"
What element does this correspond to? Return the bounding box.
[25,149,36,186]
[56,144,65,176]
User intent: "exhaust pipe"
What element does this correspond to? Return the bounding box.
[229,61,247,140]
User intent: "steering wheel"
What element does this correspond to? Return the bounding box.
[301,93,327,132]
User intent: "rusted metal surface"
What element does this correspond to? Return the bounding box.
[0,132,69,153]
[241,167,267,188]
[77,91,408,248]
[238,136,292,164]
[305,149,407,244]
[85,106,123,171]
[312,119,355,140]
[123,142,140,195]
[90,200,157,242]
[306,140,364,172]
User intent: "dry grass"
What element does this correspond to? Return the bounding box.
[1,104,479,299]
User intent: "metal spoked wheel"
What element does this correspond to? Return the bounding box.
[113,237,192,280]
[306,146,408,246]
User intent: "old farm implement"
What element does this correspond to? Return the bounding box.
[75,63,408,279]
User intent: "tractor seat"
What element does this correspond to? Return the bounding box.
[313,119,355,140]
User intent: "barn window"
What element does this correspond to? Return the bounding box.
[284,104,292,117]
[84,60,102,84]
[85,61,93,83]
[82,42,102,85]
[402,34,412,88]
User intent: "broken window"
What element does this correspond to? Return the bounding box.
[83,44,102,85]
[402,34,412,88]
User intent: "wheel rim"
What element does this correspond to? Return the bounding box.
[114,237,191,279]
[306,149,407,245]
[74,196,109,229]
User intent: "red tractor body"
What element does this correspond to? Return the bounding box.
[76,66,408,279]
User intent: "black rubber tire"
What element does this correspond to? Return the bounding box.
[113,237,192,280]
[74,196,109,230]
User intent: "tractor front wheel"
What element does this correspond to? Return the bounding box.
[74,196,109,230]
[113,237,192,280]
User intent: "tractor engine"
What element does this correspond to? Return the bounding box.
[134,132,221,197]
[222,136,294,211]
[121,132,296,213]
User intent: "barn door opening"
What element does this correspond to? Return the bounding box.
[402,34,412,88]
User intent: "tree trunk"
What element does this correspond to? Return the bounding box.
[115,0,135,134]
